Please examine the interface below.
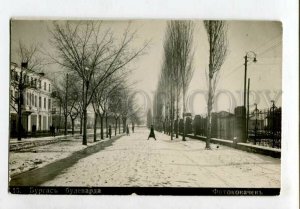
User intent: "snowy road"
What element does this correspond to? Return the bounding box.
[41,127,280,188]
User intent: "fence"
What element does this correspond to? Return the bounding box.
[247,108,281,148]
[156,106,282,149]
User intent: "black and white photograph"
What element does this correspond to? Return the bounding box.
[0,0,299,208]
[8,19,282,194]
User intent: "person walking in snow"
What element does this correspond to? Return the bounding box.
[148,125,156,140]
[132,123,135,133]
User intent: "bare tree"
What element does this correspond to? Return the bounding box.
[108,86,123,136]
[48,21,148,145]
[204,20,228,149]
[154,20,194,141]
[52,73,80,135]
[168,21,194,141]
[92,74,126,141]
[161,30,177,140]
[10,41,42,141]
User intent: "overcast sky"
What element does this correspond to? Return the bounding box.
[11,20,282,116]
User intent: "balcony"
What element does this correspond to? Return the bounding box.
[23,105,34,115]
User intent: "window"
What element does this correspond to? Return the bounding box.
[35,95,37,107]
[39,97,41,108]
[48,99,51,110]
[31,93,34,106]
[27,92,29,105]
[39,80,41,89]
[49,84,51,92]
[44,97,46,109]
[34,79,37,88]
[44,82,46,91]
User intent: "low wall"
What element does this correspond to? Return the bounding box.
[186,134,281,158]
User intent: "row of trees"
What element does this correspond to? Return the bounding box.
[152,20,228,149]
[153,20,194,141]
[52,70,142,143]
[49,21,146,145]
[11,21,146,144]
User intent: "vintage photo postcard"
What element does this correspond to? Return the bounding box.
[8,19,282,195]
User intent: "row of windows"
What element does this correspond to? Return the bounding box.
[25,92,51,110]
[11,71,51,92]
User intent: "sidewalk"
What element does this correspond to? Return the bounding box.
[10,130,98,151]
[41,127,280,188]
[9,133,118,177]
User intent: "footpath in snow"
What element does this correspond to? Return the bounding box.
[9,133,111,177]
[40,127,280,188]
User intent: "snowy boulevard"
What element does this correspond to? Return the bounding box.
[35,127,281,188]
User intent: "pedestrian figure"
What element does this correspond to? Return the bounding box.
[126,124,130,136]
[108,125,112,139]
[148,125,156,140]
[50,125,55,137]
[52,125,56,137]
[132,123,135,133]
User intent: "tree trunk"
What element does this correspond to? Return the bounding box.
[105,112,108,138]
[122,117,126,133]
[170,84,174,140]
[17,94,22,141]
[118,117,121,134]
[176,88,179,138]
[206,72,213,149]
[94,113,97,142]
[83,107,87,145]
[58,104,62,134]
[79,115,83,134]
[115,118,117,136]
[100,115,104,140]
[71,118,75,135]
[182,87,186,141]
[82,79,87,145]
[64,114,68,135]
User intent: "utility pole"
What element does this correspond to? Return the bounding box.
[243,56,248,110]
[243,51,257,142]
[246,78,250,142]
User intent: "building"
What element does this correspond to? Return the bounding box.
[10,62,53,137]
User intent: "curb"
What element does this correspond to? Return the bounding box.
[186,134,281,158]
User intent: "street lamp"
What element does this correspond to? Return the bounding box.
[243,51,257,142]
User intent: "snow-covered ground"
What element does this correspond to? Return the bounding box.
[41,127,280,188]
[9,135,101,176]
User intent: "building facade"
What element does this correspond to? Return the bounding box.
[10,63,53,137]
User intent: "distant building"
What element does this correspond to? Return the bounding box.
[10,63,53,137]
